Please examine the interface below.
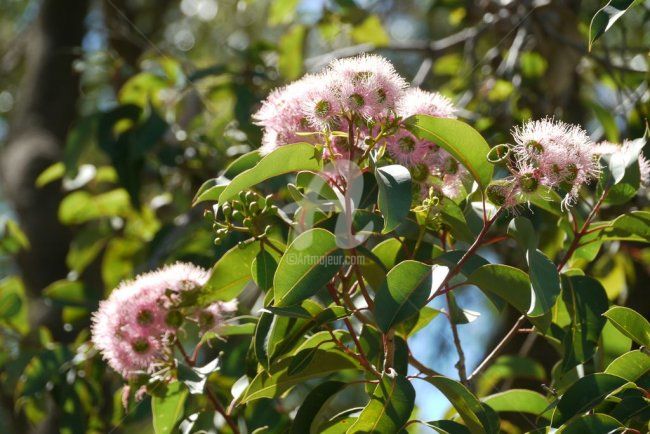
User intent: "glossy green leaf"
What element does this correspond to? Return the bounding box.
[43,280,87,307]
[477,356,546,395]
[404,115,493,188]
[589,0,636,50]
[556,413,623,434]
[507,217,537,250]
[219,143,322,203]
[417,420,470,434]
[273,229,343,306]
[605,350,650,382]
[551,373,629,426]
[347,371,415,433]
[560,275,609,370]
[426,376,499,434]
[152,382,188,434]
[466,264,530,314]
[240,349,360,403]
[603,306,650,347]
[527,249,560,316]
[610,211,650,242]
[200,241,260,305]
[439,198,475,243]
[252,249,278,291]
[375,164,412,234]
[59,189,132,224]
[482,389,549,419]
[374,261,446,332]
[0,288,21,319]
[223,151,262,178]
[289,381,346,434]
[192,176,229,206]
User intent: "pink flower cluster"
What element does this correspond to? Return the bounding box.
[255,54,467,199]
[91,262,236,378]
[499,118,601,208]
[254,55,407,155]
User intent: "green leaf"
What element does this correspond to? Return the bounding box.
[0,287,22,319]
[273,229,343,306]
[240,349,360,403]
[35,162,65,187]
[551,373,629,426]
[396,306,441,338]
[605,350,650,382]
[417,420,470,434]
[252,249,278,292]
[199,241,260,305]
[426,376,499,434]
[268,0,299,26]
[477,356,546,395]
[351,15,390,46]
[603,306,650,347]
[0,277,28,333]
[556,413,623,434]
[192,177,229,206]
[152,382,188,434]
[482,389,550,419]
[589,0,636,50]
[289,381,346,434]
[279,25,305,80]
[439,198,475,243]
[600,138,645,205]
[610,211,650,242]
[219,143,322,203]
[404,115,493,188]
[223,151,262,178]
[43,280,87,307]
[59,189,132,224]
[375,165,412,234]
[374,261,447,332]
[466,264,530,314]
[527,249,560,316]
[507,217,537,250]
[560,275,609,370]
[347,371,415,433]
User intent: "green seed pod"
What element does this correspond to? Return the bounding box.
[243,217,254,228]
[518,173,539,193]
[245,191,255,203]
[232,210,243,221]
[249,201,259,213]
[222,203,232,217]
[486,180,513,206]
[165,310,184,328]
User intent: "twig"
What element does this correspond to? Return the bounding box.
[445,287,469,387]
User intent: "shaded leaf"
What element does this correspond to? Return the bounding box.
[375,165,412,234]
[347,371,415,433]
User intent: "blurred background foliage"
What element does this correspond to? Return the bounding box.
[0,0,648,432]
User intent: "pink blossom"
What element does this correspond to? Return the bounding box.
[397,88,457,119]
[512,118,599,207]
[328,54,407,117]
[254,77,318,155]
[91,262,209,378]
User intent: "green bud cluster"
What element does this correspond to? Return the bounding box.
[212,190,276,245]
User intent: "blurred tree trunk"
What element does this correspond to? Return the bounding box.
[0,0,88,431]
